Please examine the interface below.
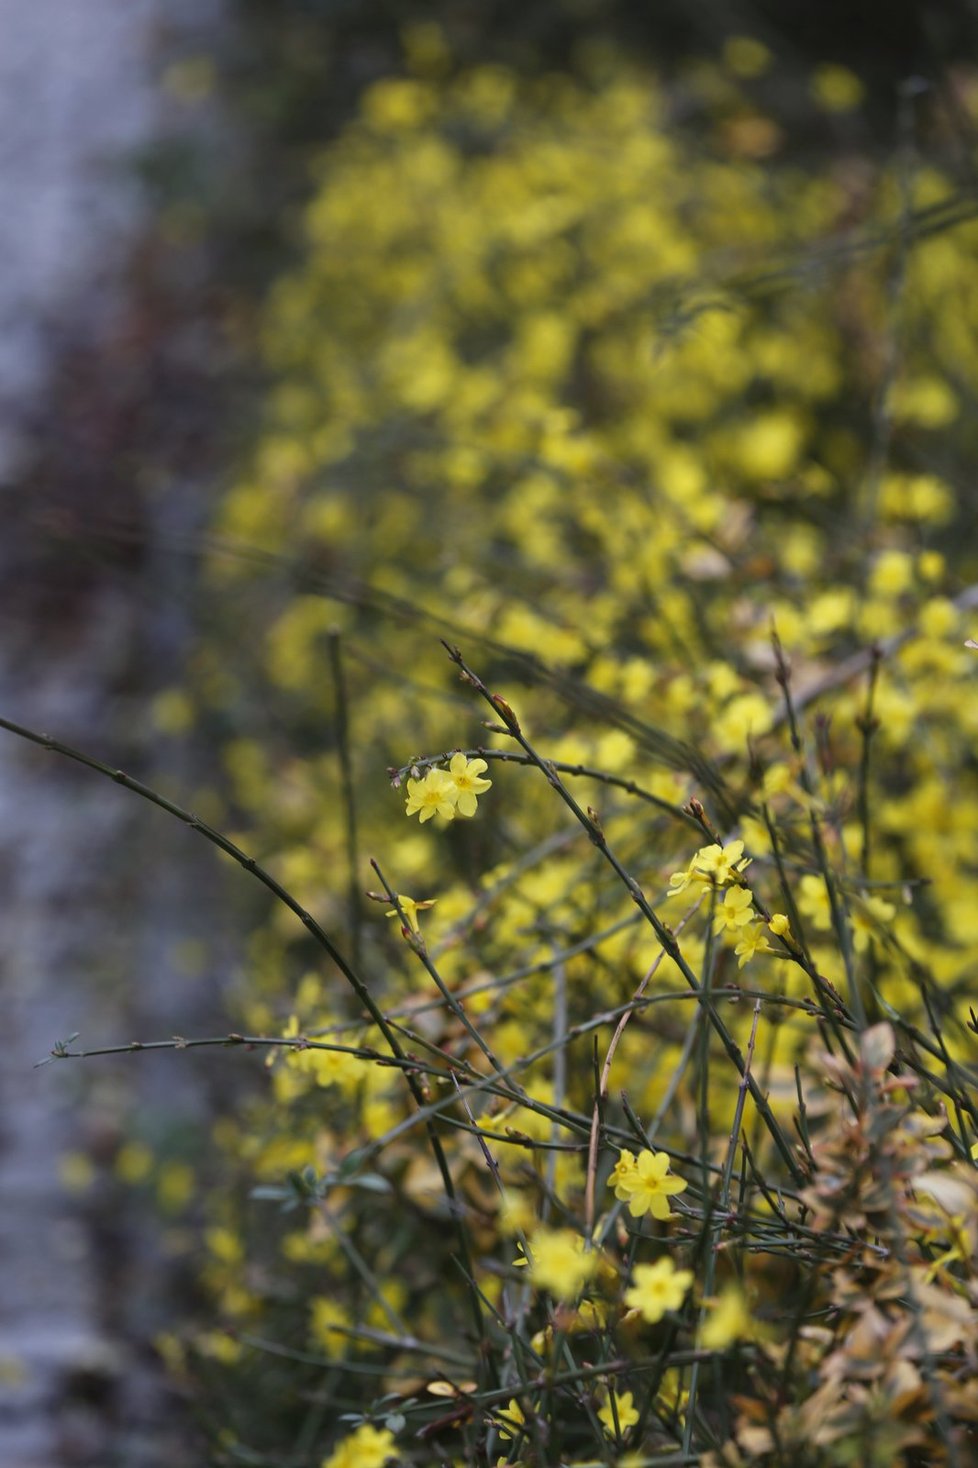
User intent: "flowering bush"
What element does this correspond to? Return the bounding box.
[21,30,978,1467]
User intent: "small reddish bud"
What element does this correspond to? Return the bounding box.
[490,694,521,732]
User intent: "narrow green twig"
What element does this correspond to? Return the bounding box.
[38,1030,446,1074]
[392,748,698,827]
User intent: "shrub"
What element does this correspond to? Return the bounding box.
[22,36,978,1467]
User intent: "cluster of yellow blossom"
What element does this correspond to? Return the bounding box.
[206,35,978,1075]
[404,753,492,823]
[667,840,794,965]
[667,839,751,896]
[279,1013,365,1093]
[605,1151,695,1331]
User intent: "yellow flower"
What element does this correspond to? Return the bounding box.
[527,1226,598,1301]
[608,1148,637,1191]
[445,752,492,816]
[321,1422,396,1468]
[700,1285,752,1349]
[384,894,436,934]
[572,1298,607,1332]
[610,1148,688,1220]
[713,885,754,934]
[733,922,773,967]
[797,873,831,929]
[598,1388,640,1438]
[624,1257,693,1325]
[723,35,772,79]
[497,1190,535,1235]
[811,63,864,113]
[668,838,751,898]
[667,862,698,897]
[495,1398,526,1442]
[404,768,457,822]
[715,693,773,751]
[693,839,751,887]
[850,894,896,952]
[309,1297,351,1349]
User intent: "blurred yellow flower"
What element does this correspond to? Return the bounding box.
[624,1257,694,1325]
[700,1284,753,1349]
[321,1422,396,1468]
[810,63,864,112]
[528,1226,598,1301]
[797,873,831,929]
[723,35,772,79]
